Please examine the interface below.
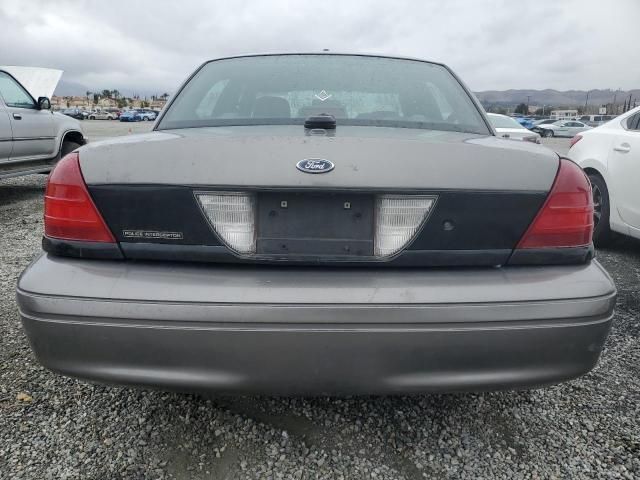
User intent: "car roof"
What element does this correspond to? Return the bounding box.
[0,66,62,99]
[202,52,446,68]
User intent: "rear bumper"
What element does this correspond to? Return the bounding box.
[17,254,616,394]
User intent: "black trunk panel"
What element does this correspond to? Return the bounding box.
[411,192,546,250]
[89,185,221,246]
[87,185,548,266]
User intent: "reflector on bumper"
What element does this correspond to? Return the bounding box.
[374,195,437,257]
[195,192,256,253]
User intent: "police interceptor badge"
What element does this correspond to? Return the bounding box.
[123,230,184,240]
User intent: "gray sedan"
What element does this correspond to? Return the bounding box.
[17,53,616,395]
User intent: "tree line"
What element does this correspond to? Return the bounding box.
[83,90,170,109]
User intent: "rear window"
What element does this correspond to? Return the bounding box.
[488,114,525,129]
[158,55,489,135]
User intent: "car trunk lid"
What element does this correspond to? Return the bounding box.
[77,125,563,266]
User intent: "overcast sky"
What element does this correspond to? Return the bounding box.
[1,0,638,95]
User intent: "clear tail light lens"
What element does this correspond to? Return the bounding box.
[44,153,115,243]
[196,192,256,254]
[517,159,593,249]
[374,195,436,257]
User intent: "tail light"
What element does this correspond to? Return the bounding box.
[44,153,115,242]
[374,195,437,257]
[195,192,256,254]
[517,159,593,249]
[569,135,583,148]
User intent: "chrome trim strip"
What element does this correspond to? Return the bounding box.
[12,136,56,142]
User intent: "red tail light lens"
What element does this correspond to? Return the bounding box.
[44,153,115,243]
[569,135,583,148]
[517,159,593,249]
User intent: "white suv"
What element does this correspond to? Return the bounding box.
[0,68,86,179]
[569,107,640,245]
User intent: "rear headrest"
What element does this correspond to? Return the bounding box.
[252,96,291,118]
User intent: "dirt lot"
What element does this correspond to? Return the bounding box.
[82,118,153,141]
[0,125,638,479]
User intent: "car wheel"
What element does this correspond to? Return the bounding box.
[61,140,82,157]
[543,129,554,138]
[588,173,613,247]
[40,140,82,175]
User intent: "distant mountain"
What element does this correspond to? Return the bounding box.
[474,89,640,107]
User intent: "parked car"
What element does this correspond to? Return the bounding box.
[119,110,142,122]
[513,116,535,129]
[531,118,556,128]
[579,114,616,127]
[487,113,541,143]
[17,53,615,395]
[61,108,85,120]
[138,109,157,121]
[534,120,592,137]
[105,108,121,119]
[0,68,86,178]
[88,110,116,120]
[569,106,640,245]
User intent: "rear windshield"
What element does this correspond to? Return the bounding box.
[158,55,489,135]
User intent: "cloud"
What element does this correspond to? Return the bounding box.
[0,0,638,94]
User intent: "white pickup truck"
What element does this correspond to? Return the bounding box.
[0,66,86,179]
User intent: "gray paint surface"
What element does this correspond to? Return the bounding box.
[78,125,559,191]
[17,254,616,394]
[19,254,615,306]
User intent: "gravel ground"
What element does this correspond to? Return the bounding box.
[81,119,152,141]
[0,133,638,479]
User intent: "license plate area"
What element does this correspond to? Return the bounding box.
[256,193,374,257]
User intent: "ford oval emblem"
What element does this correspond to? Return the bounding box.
[296,158,335,174]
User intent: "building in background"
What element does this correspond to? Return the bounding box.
[550,109,578,120]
